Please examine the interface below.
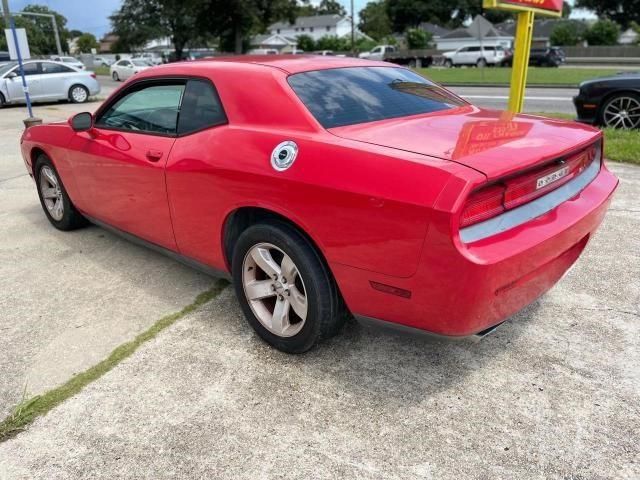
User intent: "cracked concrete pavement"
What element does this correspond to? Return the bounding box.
[0,92,638,479]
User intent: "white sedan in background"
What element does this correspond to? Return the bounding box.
[110,59,152,81]
[0,60,99,106]
[50,56,86,70]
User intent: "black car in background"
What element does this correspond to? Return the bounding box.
[574,72,640,129]
[501,47,565,67]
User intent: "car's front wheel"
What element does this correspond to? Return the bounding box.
[112,71,119,81]
[444,59,453,68]
[68,84,89,104]
[232,221,344,353]
[601,93,640,130]
[35,155,87,230]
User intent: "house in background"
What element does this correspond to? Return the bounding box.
[618,28,639,45]
[436,16,513,51]
[268,14,367,42]
[496,18,589,48]
[99,33,118,53]
[419,22,452,44]
[250,34,299,53]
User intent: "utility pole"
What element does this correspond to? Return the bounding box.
[2,0,10,24]
[350,0,355,57]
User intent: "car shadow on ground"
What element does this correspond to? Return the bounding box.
[18,202,539,409]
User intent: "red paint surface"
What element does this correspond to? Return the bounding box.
[20,56,618,336]
[497,0,563,14]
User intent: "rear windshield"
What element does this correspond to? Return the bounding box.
[288,67,466,128]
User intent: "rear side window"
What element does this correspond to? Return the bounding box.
[288,67,466,128]
[177,79,227,135]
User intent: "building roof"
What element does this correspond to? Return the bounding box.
[419,22,452,38]
[269,14,348,30]
[440,16,511,40]
[495,19,589,39]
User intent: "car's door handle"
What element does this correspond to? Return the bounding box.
[146,149,163,162]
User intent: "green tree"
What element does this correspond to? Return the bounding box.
[296,34,316,52]
[198,0,297,54]
[405,28,430,49]
[359,1,392,41]
[0,4,69,55]
[317,0,347,15]
[550,22,581,46]
[316,35,349,51]
[110,0,204,59]
[585,19,620,46]
[69,29,83,38]
[76,33,99,53]
[575,0,638,29]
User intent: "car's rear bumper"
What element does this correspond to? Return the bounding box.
[333,163,618,337]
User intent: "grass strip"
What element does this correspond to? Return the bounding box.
[0,279,228,443]
[418,67,621,87]
[530,112,640,166]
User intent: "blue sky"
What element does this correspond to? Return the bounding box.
[5,0,592,39]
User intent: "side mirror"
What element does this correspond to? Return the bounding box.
[70,112,93,132]
[6,71,17,79]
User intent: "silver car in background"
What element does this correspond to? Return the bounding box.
[0,60,100,106]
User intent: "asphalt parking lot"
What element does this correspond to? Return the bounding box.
[0,97,639,479]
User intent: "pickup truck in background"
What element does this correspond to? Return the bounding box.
[360,45,436,67]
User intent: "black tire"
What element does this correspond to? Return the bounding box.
[112,71,119,81]
[34,154,87,231]
[68,84,89,104]
[232,221,344,353]
[444,59,453,68]
[0,92,5,107]
[477,58,487,68]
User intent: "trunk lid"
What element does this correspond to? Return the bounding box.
[329,107,602,180]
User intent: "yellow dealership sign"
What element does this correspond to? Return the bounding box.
[483,0,563,112]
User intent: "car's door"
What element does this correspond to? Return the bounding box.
[453,47,468,65]
[5,62,42,101]
[121,60,135,79]
[66,80,185,249]
[164,78,229,266]
[39,62,75,100]
[467,46,481,64]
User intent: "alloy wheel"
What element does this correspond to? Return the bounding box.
[603,96,640,129]
[39,165,64,221]
[71,86,88,103]
[242,243,308,338]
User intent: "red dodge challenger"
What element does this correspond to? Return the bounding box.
[20,56,618,353]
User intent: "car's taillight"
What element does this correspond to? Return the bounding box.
[460,142,600,229]
[90,73,96,79]
[460,185,506,228]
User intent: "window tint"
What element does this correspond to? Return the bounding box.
[458,47,468,52]
[288,67,466,129]
[468,47,481,52]
[484,46,495,51]
[97,83,185,135]
[177,79,227,135]
[41,62,74,74]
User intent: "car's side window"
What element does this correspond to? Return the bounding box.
[96,83,185,135]
[41,62,74,74]
[177,79,227,135]
[16,63,40,76]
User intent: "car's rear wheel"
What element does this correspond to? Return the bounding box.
[35,155,87,230]
[68,84,89,104]
[232,221,344,353]
[601,93,640,130]
[477,58,487,68]
[112,71,119,81]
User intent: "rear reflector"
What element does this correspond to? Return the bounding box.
[90,73,97,79]
[370,281,412,299]
[460,142,600,230]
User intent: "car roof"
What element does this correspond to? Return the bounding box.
[194,55,393,74]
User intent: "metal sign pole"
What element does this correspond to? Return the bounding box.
[2,0,35,119]
[507,11,535,113]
